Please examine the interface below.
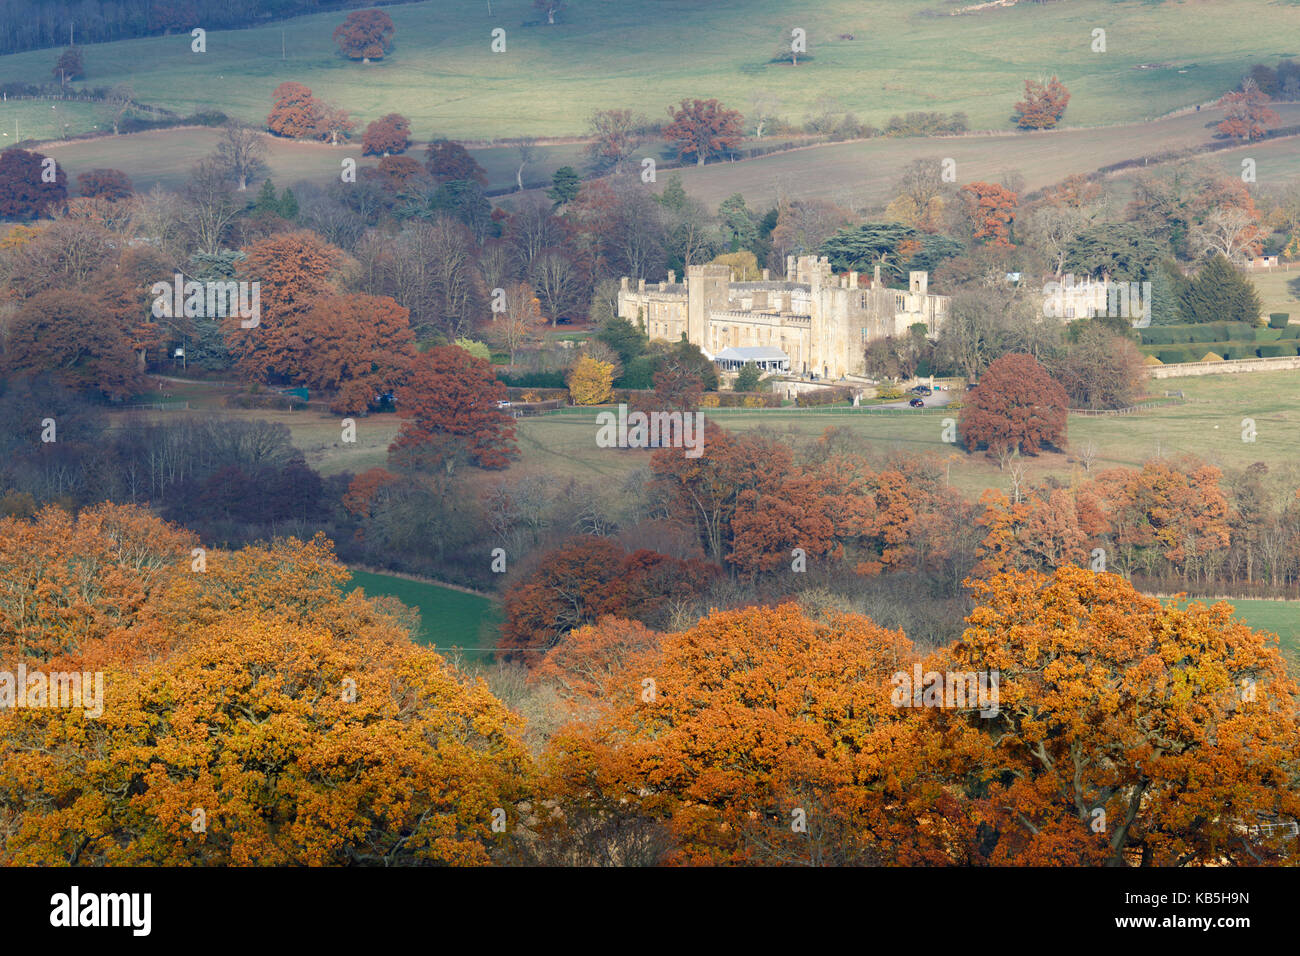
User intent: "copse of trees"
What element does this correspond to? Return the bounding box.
[266,82,353,143]
[540,567,1300,866]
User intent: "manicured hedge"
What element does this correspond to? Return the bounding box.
[1280,325,1300,339]
[1268,313,1291,329]
[1141,322,1257,345]
[1153,341,1274,363]
[1256,343,1294,358]
[498,371,566,388]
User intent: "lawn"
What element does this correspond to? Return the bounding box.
[1168,597,1300,670]
[506,369,1300,498]
[345,568,501,661]
[1,0,1293,141]
[1249,268,1300,322]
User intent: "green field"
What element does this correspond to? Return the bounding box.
[129,367,1300,500]
[1171,597,1300,669]
[505,369,1300,498]
[1,0,1294,141]
[7,0,1298,207]
[1249,269,1300,321]
[345,568,501,660]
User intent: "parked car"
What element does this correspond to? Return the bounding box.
[910,385,932,395]
[908,397,925,407]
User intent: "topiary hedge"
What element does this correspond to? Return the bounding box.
[1141,322,1257,345]
[1268,312,1291,329]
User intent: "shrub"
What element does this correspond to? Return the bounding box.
[876,384,904,400]
[1279,325,1300,339]
[498,371,566,389]
[1269,312,1291,329]
[796,386,853,407]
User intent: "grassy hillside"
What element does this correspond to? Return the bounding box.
[346,569,501,660]
[32,100,1300,209]
[1,0,1294,143]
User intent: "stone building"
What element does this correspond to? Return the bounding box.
[617,255,950,380]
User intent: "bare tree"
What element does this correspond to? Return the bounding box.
[531,248,586,325]
[1190,206,1263,264]
[214,122,268,192]
[1078,439,1100,473]
[181,158,239,255]
[514,138,540,192]
[586,109,642,173]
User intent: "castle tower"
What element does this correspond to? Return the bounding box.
[686,264,730,350]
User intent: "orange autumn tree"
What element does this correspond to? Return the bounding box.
[333,8,395,61]
[0,611,533,866]
[542,603,975,866]
[390,345,517,471]
[529,616,661,713]
[973,487,1090,577]
[936,566,1300,866]
[1086,459,1231,582]
[1013,76,1070,130]
[4,289,142,399]
[962,181,1018,248]
[0,503,196,664]
[266,81,324,139]
[342,467,402,519]
[225,230,346,381]
[959,352,1067,459]
[1217,79,1279,142]
[295,292,416,414]
[0,516,537,866]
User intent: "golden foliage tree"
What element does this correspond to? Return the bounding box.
[565,355,614,405]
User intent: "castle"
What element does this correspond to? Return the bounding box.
[617,256,950,380]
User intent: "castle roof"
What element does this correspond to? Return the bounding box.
[715,346,791,362]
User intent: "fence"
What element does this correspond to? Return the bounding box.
[1067,397,1185,416]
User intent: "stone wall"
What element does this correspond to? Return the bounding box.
[1149,355,1300,378]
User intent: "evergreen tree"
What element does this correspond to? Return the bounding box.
[719,193,759,253]
[547,166,582,207]
[252,178,279,214]
[657,174,688,212]
[278,187,298,219]
[1147,262,1182,326]
[1178,254,1263,325]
